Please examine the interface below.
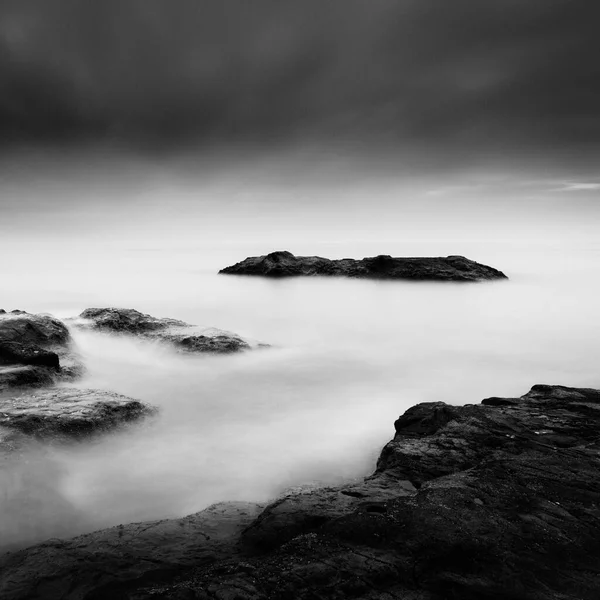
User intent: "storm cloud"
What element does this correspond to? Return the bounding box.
[0,0,598,153]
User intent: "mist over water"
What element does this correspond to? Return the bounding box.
[1,147,599,551]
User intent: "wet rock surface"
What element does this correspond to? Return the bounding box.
[0,310,70,347]
[0,385,156,554]
[0,502,264,600]
[78,307,188,334]
[76,308,260,353]
[0,311,83,390]
[0,388,155,438]
[220,250,508,281]
[0,365,56,391]
[2,383,600,599]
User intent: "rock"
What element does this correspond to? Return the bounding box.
[79,307,188,334]
[0,311,83,389]
[0,388,155,555]
[76,308,259,353]
[2,384,600,599]
[0,342,60,370]
[0,366,56,392]
[0,311,70,347]
[0,502,264,600]
[160,332,251,354]
[219,250,508,281]
[481,395,519,406]
[0,388,155,437]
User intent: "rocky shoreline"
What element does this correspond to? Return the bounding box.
[220,251,508,281]
[0,310,85,392]
[0,307,265,474]
[1,307,265,392]
[2,383,599,599]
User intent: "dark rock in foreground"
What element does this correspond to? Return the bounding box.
[220,250,508,281]
[76,307,264,353]
[2,383,600,599]
[0,311,83,391]
[0,388,154,438]
[0,502,264,600]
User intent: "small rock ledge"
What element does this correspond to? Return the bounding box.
[75,307,265,354]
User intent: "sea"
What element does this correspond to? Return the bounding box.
[1,145,599,550]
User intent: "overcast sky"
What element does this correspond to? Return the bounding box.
[0,0,598,252]
[0,0,598,160]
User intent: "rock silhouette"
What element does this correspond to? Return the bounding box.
[220,251,508,281]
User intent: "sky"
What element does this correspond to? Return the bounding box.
[0,0,598,158]
[0,0,598,247]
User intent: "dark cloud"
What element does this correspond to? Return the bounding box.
[0,0,598,154]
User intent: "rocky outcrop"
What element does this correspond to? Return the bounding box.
[220,250,508,281]
[0,388,155,438]
[0,502,264,600]
[75,308,264,353]
[0,310,70,347]
[0,311,83,390]
[2,383,600,599]
[78,307,188,334]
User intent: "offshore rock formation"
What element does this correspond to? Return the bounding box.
[76,308,265,354]
[2,384,599,599]
[0,310,83,391]
[220,250,508,281]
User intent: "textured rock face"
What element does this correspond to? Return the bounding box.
[0,311,82,390]
[0,388,155,437]
[0,365,56,390]
[220,250,508,281]
[0,502,264,600]
[76,308,259,354]
[2,384,600,599]
[0,311,70,347]
[79,307,188,334]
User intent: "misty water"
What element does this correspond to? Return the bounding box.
[1,150,599,551]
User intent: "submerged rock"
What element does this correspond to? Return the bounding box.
[0,311,83,390]
[220,250,508,281]
[2,383,600,599]
[76,307,261,353]
[0,388,154,438]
